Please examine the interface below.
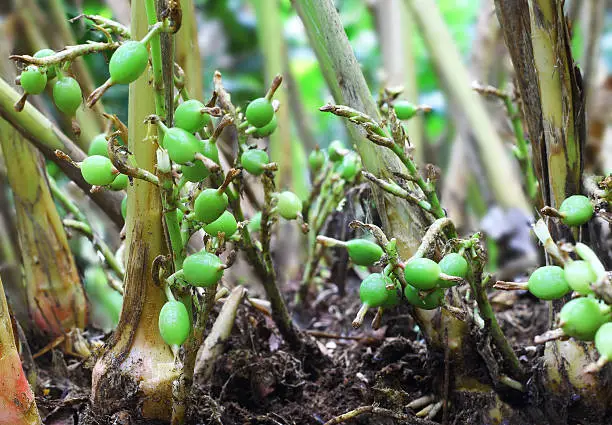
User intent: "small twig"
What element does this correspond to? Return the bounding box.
[472,81,510,100]
[264,74,283,101]
[362,171,432,211]
[349,220,389,247]
[413,217,456,259]
[534,328,565,344]
[213,71,235,114]
[540,206,564,219]
[352,304,368,329]
[323,405,422,425]
[10,41,119,66]
[194,286,246,379]
[493,281,528,291]
[73,14,131,37]
[107,137,160,186]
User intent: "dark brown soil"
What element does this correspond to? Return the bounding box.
[25,276,596,425]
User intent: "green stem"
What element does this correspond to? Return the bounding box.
[164,280,177,302]
[231,177,305,352]
[48,176,87,223]
[503,96,538,200]
[404,0,530,212]
[260,173,276,276]
[293,0,432,257]
[90,0,175,418]
[165,209,185,268]
[140,22,165,46]
[251,0,293,188]
[362,171,432,211]
[63,219,125,281]
[388,143,445,220]
[144,0,166,119]
[470,274,525,381]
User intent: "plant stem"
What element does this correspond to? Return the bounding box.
[194,286,245,379]
[0,276,42,425]
[232,182,305,352]
[0,119,86,337]
[528,0,582,208]
[174,0,203,98]
[48,176,87,223]
[388,143,445,220]
[503,94,538,200]
[375,0,423,164]
[494,0,583,213]
[251,0,293,189]
[412,217,455,259]
[62,219,125,281]
[10,41,118,67]
[293,0,432,256]
[175,284,216,420]
[91,2,175,419]
[144,0,166,119]
[404,0,530,213]
[362,171,431,210]
[470,274,525,380]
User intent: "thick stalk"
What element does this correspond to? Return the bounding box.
[0,77,124,226]
[292,0,431,255]
[252,0,292,188]
[580,0,604,109]
[0,119,86,337]
[495,1,612,418]
[91,1,176,420]
[527,0,582,208]
[174,0,203,98]
[374,0,423,164]
[442,0,498,225]
[404,0,530,213]
[494,0,583,211]
[0,276,41,425]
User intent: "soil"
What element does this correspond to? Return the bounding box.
[27,270,559,425]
